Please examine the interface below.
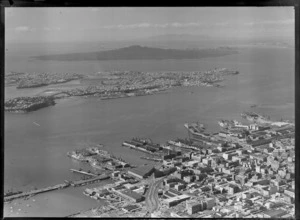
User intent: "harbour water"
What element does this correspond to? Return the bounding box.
[4,46,294,216]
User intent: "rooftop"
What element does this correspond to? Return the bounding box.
[128,165,155,177]
[164,194,191,203]
[263,209,286,218]
[121,189,144,200]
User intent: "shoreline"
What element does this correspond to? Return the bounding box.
[4,82,217,113]
[3,186,108,217]
[5,68,238,113]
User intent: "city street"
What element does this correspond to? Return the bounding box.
[145,175,165,213]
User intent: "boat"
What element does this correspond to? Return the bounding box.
[140,156,162,162]
[83,190,90,196]
[33,122,40,126]
[241,111,271,124]
[218,120,226,128]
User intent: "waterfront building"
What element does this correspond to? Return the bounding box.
[127,165,155,179]
[154,167,177,178]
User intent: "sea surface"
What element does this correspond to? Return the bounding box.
[4,45,294,217]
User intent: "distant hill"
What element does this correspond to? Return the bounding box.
[33,45,238,61]
[141,34,210,41]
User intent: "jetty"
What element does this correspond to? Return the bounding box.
[4,183,69,203]
[70,169,98,177]
[140,156,162,162]
[70,174,110,187]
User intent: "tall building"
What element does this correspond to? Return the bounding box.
[205,197,216,210]
[186,201,203,215]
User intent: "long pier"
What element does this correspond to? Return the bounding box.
[5,175,111,203]
[70,174,110,187]
[122,142,155,155]
[70,169,98,177]
[4,183,69,203]
[167,140,198,151]
[140,156,162,162]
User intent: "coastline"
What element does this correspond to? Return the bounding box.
[4,96,56,113]
[3,182,110,217]
[5,68,236,113]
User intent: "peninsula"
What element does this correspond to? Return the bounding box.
[5,68,239,112]
[4,96,55,113]
[8,72,83,89]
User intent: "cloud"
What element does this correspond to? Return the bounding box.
[243,19,294,26]
[154,23,169,28]
[273,19,294,25]
[100,22,204,29]
[13,26,61,33]
[15,26,30,32]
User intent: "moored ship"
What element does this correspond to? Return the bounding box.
[241,111,271,124]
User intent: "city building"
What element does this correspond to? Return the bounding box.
[164,194,191,207]
[205,197,216,210]
[262,209,287,218]
[117,189,145,203]
[186,201,203,215]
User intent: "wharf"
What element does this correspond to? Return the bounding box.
[4,183,69,202]
[122,142,155,155]
[70,169,98,177]
[167,140,198,151]
[70,174,110,187]
[140,156,162,162]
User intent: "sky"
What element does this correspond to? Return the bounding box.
[5,7,294,44]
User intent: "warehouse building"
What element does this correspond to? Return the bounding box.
[127,165,155,179]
